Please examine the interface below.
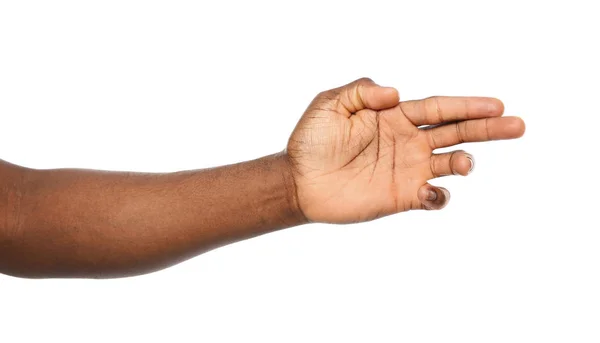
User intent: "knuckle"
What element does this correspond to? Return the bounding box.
[355,77,374,85]
[317,90,332,99]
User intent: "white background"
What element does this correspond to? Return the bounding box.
[1,1,598,342]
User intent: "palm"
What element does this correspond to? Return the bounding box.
[287,79,525,223]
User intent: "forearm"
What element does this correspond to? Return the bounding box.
[0,153,306,278]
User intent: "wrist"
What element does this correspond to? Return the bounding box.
[271,151,309,226]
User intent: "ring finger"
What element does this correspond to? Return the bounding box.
[429,150,474,178]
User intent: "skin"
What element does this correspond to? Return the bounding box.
[0,78,525,278]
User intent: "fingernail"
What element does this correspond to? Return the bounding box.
[465,154,475,174]
[426,190,437,201]
[442,188,451,200]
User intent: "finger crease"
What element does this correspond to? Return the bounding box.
[449,151,459,175]
[434,97,444,123]
[456,122,465,144]
[354,84,365,112]
[484,118,491,140]
[427,130,438,150]
[429,156,437,177]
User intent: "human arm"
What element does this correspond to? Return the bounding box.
[0,78,525,278]
[0,154,304,278]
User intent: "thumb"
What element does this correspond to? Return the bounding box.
[337,78,399,115]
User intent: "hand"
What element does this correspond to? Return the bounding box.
[286,78,525,223]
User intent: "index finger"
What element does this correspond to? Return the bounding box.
[400,96,505,126]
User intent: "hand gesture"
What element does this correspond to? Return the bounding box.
[287,78,525,223]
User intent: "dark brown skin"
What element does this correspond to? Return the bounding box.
[0,78,525,278]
